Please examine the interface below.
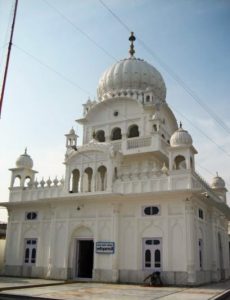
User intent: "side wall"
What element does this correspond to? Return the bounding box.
[4,195,230,285]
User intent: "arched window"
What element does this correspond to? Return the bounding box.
[83,167,93,192]
[174,155,186,170]
[70,169,80,193]
[111,127,122,140]
[199,239,203,269]
[128,124,139,138]
[97,166,107,191]
[145,249,151,267]
[31,248,36,263]
[114,167,118,180]
[24,176,31,188]
[13,175,21,187]
[190,157,193,169]
[154,249,161,267]
[146,95,150,102]
[153,124,157,132]
[24,248,29,263]
[96,130,105,142]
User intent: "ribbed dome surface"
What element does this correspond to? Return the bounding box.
[170,127,193,147]
[97,57,166,101]
[210,175,226,189]
[16,150,33,169]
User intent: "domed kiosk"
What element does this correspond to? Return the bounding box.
[170,123,193,147]
[9,149,37,188]
[16,148,33,169]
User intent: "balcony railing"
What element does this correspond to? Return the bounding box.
[110,135,167,155]
[127,136,152,149]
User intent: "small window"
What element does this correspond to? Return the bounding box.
[128,124,139,138]
[143,206,160,216]
[146,95,150,102]
[95,130,105,142]
[198,209,204,219]
[26,212,37,220]
[24,239,37,265]
[111,127,122,140]
[146,240,153,245]
[199,239,203,269]
[153,240,160,245]
[155,249,161,267]
[145,250,151,267]
[113,111,119,117]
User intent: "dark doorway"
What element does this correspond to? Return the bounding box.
[76,239,94,278]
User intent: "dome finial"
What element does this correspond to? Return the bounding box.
[24,147,27,155]
[179,121,182,128]
[129,32,136,57]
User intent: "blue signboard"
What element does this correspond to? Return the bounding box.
[96,241,115,254]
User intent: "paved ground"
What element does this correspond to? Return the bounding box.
[0,277,63,290]
[0,277,229,300]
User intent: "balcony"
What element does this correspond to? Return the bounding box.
[111,135,169,156]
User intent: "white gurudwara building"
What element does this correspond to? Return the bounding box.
[3,33,230,285]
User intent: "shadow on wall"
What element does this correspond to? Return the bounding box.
[0,223,7,274]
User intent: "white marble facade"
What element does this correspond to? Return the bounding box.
[3,34,230,285]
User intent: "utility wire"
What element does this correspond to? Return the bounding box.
[0,0,14,69]
[171,105,230,157]
[43,0,230,161]
[11,2,230,182]
[42,0,118,62]
[196,163,215,177]
[13,44,92,96]
[98,0,230,135]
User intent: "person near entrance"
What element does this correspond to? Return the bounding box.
[144,271,163,286]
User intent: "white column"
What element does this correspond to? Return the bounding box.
[210,211,218,281]
[185,199,196,284]
[93,210,99,280]
[46,205,56,278]
[111,203,120,282]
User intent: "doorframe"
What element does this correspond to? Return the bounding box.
[74,238,94,279]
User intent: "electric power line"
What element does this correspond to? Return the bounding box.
[13,44,92,96]
[42,0,118,62]
[10,3,230,185]
[171,105,230,157]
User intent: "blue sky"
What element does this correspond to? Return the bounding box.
[0,0,230,222]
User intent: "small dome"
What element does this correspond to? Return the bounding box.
[16,149,33,169]
[97,57,166,102]
[69,127,75,135]
[170,125,192,147]
[210,173,226,189]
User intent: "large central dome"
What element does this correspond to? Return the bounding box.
[97,58,166,102]
[97,33,166,102]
